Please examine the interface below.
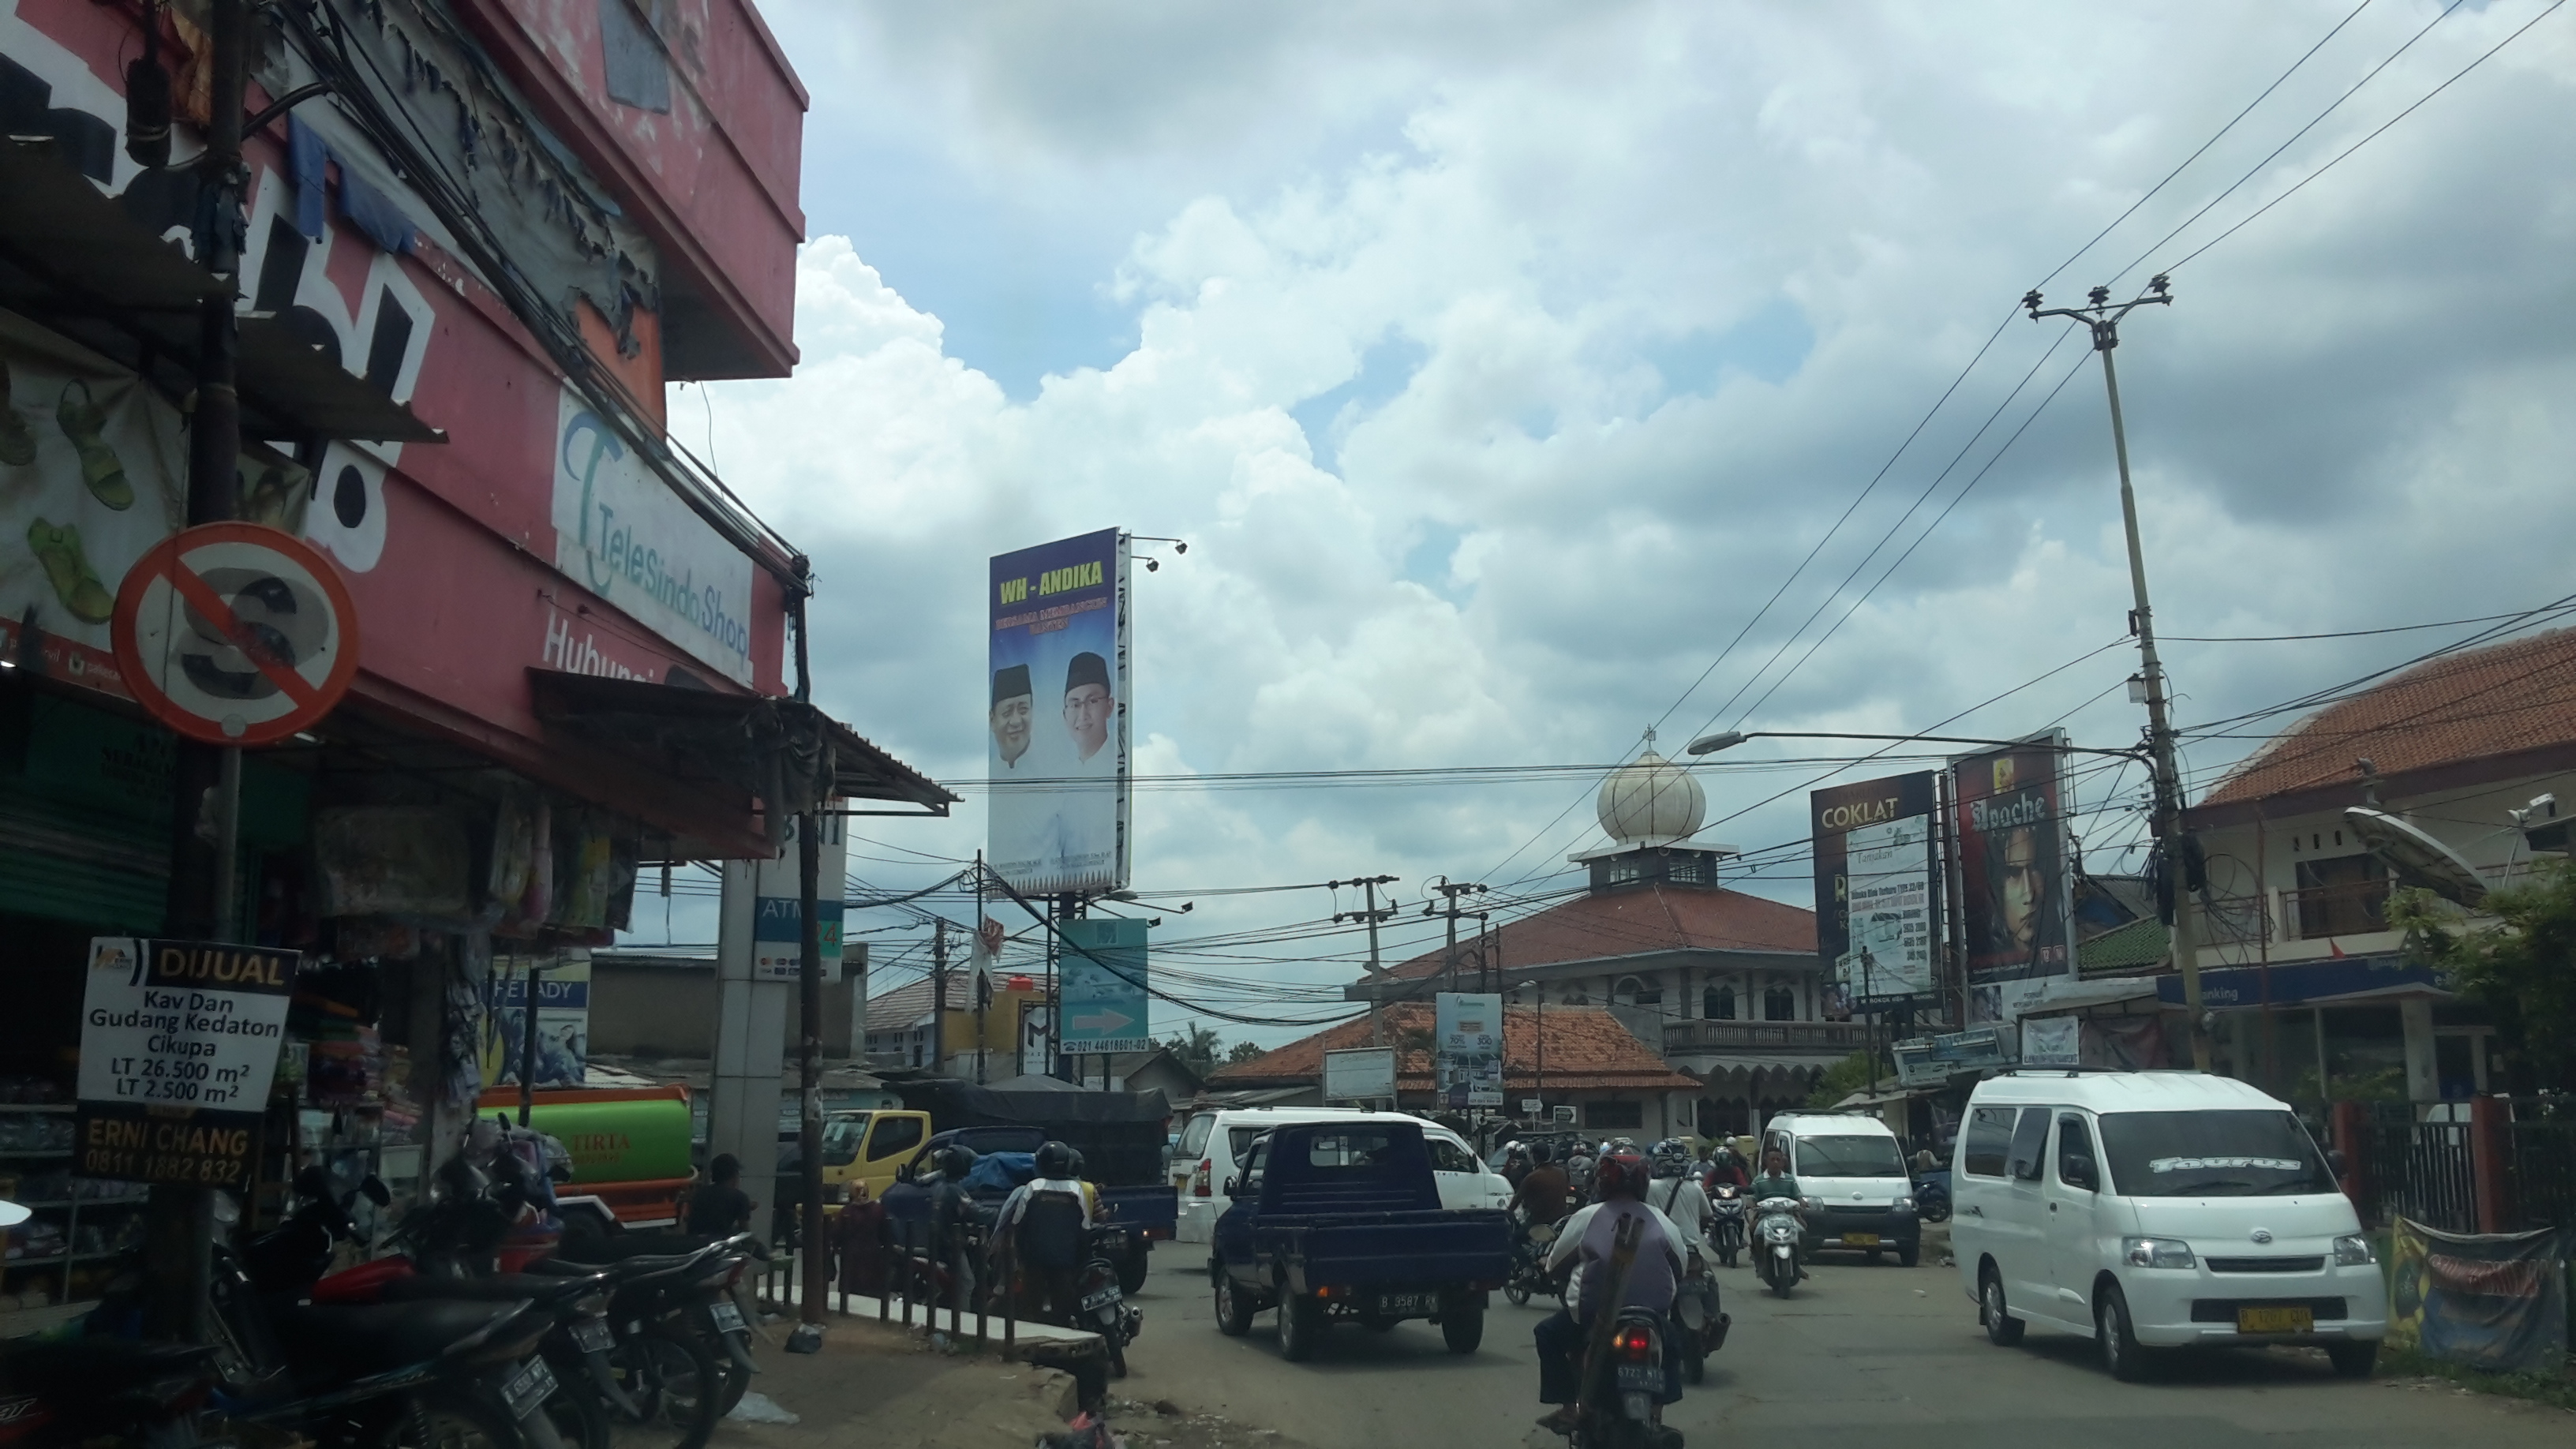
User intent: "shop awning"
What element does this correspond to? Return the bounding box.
[0,138,444,445]
[526,669,956,821]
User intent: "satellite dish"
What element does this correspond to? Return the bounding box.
[2344,807,2488,907]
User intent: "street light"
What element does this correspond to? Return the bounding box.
[1686,728,2144,760]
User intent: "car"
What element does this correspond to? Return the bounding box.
[1762,1110,1921,1266]
[1173,1106,1510,1242]
[1950,1070,2388,1382]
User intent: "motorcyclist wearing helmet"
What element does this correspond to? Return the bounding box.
[926,1143,981,1310]
[1647,1143,1716,1262]
[1511,1140,1572,1230]
[1500,1140,1532,1189]
[1705,1140,1750,1191]
[1533,1149,1686,1435]
[995,1140,1094,1324]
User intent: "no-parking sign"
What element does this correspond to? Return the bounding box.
[110,522,360,746]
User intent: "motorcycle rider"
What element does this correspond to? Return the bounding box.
[1500,1140,1532,1189]
[1647,1144,1716,1260]
[994,1140,1093,1324]
[926,1143,982,1310]
[1511,1140,1573,1228]
[1533,1149,1686,1436]
[1746,1145,1808,1281]
[1705,1140,1749,1192]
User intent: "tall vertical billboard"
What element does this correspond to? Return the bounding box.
[988,530,1130,894]
[1057,917,1151,1056]
[1811,773,1939,1013]
[1951,732,2078,1020]
[1436,991,1506,1110]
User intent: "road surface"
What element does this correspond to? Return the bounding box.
[1116,1243,2569,1448]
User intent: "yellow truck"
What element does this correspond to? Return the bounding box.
[816,1108,932,1204]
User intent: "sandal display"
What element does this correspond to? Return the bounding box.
[25,518,115,623]
[55,379,132,510]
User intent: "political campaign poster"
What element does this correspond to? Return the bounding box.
[1811,773,1939,1013]
[988,530,1129,894]
[1951,733,2077,1017]
[1058,917,1151,1055]
[74,937,298,1186]
[1436,991,1505,1110]
[478,953,592,1089]
[2387,1218,2568,1374]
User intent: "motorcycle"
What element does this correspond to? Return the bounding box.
[1075,1227,1144,1378]
[1705,1185,1745,1270]
[1503,1215,1562,1308]
[1752,1197,1803,1300]
[0,1333,222,1447]
[1912,1170,1952,1224]
[1573,1307,1676,1449]
[1669,1264,1727,1385]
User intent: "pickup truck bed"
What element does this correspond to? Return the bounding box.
[1269,1208,1509,1296]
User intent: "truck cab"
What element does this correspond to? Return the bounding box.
[818,1109,932,1205]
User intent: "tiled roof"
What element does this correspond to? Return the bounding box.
[2199,628,2576,809]
[1208,1002,1701,1094]
[2077,917,2168,974]
[1375,884,1814,983]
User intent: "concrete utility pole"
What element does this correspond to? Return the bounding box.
[1425,877,1488,994]
[1331,874,1400,1045]
[930,917,949,1075]
[2024,278,2210,1073]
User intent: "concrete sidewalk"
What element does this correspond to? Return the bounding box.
[700,1318,1084,1449]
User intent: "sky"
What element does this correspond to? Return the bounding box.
[642,0,2576,1050]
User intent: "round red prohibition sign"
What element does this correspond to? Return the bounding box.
[110,522,361,747]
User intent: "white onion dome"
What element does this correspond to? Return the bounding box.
[1597,749,1705,845]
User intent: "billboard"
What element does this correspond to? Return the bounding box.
[1436,991,1506,1110]
[1324,1047,1397,1103]
[1952,733,2077,1018]
[478,953,591,1088]
[989,530,1129,894]
[1058,917,1151,1055]
[748,811,848,983]
[1811,773,1939,1013]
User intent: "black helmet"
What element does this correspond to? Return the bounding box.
[1035,1140,1076,1178]
[1067,1148,1088,1179]
[937,1144,978,1180]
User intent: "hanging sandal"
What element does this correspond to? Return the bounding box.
[56,379,132,510]
[25,519,114,623]
[0,360,34,466]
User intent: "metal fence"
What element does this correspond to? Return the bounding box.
[2351,1103,2478,1234]
[2501,1097,2576,1234]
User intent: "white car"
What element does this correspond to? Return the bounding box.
[1951,1070,2387,1381]
[1171,1106,1511,1243]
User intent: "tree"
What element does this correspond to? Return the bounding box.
[1806,1049,1885,1109]
[1225,1039,1267,1065]
[1163,1024,1222,1076]
[2390,866,2576,1093]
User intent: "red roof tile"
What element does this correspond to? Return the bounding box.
[1208,1002,1701,1094]
[1377,884,1814,981]
[2199,628,2576,809]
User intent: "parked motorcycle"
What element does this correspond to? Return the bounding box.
[1669,1265,1728,1385]
[1911,1170,1952,1224]
[1076,1226,1145,1377]
[0,1308,221,1447]
[1752,1197,1803,1300]
[1503,1215,1562,1308]
[1706,1185,1745,1269]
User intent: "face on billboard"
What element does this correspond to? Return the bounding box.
[1065,680,1111,759]
[990,689,1032,765]
[1993,823,2045,952]
[1954,738,2072,982]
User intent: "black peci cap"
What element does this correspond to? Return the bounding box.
[1065,652,1110,695]
[993,664,1032,704]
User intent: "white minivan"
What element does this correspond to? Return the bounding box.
[1951,1071,2387,1381]
[1171,1106,1511,1243]
[1763,1110,1923,1267]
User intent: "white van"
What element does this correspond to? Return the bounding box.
[1951,1071,2387,1381]
[1171,1106,1511,1243]
[1762,1111,1922,1266]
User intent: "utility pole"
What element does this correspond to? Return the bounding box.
[1424,877,1488,994]
[2025,277,2208,1073]
[930,917,949,1075]
[1331,874,1399,1045]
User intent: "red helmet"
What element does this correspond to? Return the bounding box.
[1593,1150,1648,1200]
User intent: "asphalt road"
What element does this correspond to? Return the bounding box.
[1116,1241,2570,1449]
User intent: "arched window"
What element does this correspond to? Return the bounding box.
[1705,985,1736,1020]
[1612,975,1662,1008]
[1763,984,1796,1021]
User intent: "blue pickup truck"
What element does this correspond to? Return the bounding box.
[1209,1119,1510,1361]
[882,1125,1179,1292]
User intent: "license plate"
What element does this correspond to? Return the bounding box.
[1375,1293,1435,1316]
[1616,1363,1662,1390]
[1082,1288,1119,1312]
[708,1301,746,1333]
[571,1318,614,1353]
[1840,1233,1880,1248]
[2236,1305,2312,1335]
[501,1358,557,1421]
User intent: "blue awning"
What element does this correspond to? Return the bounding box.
[2154,956,2443,1009]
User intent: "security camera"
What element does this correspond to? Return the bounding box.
[1174,541,1187,554]
[1146,558,1159,571]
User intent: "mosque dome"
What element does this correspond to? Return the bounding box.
[1597,748,1705,846]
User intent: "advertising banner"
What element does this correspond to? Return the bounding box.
[478,953,592,1089]
[988,530,1129,894]
[1811,773,1939,1012]
[2387,1218,2569,1374]
[1951,733,2077,1017]
[749,811,848,983]
[1058,917,1151,1055]
[74,938,298,1186]
[1435,992,1506,1110]
[1324,1047,1398,1103]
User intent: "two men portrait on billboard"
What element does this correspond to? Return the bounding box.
[988,530,1129,895]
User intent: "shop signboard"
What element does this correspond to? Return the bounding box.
[1436,991,1505,1110]
[1810,773,1939,1013]
[73,937,298,1186]
[1324,1047,1398,1103]
[1058,917,1150,1055]
[750,811,848,983]
[1951,733,2078,1020]
[1891,1024,2019,1088]
[479,953,592,1089]
[987,530,1130,895]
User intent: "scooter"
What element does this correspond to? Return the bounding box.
[1504,1214,1562,1308]
[1669,1261,1728,1384]
[1752,1197,1803,1300]
[1076,1226,1145,1378]
[1706,1185,1745,1269]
